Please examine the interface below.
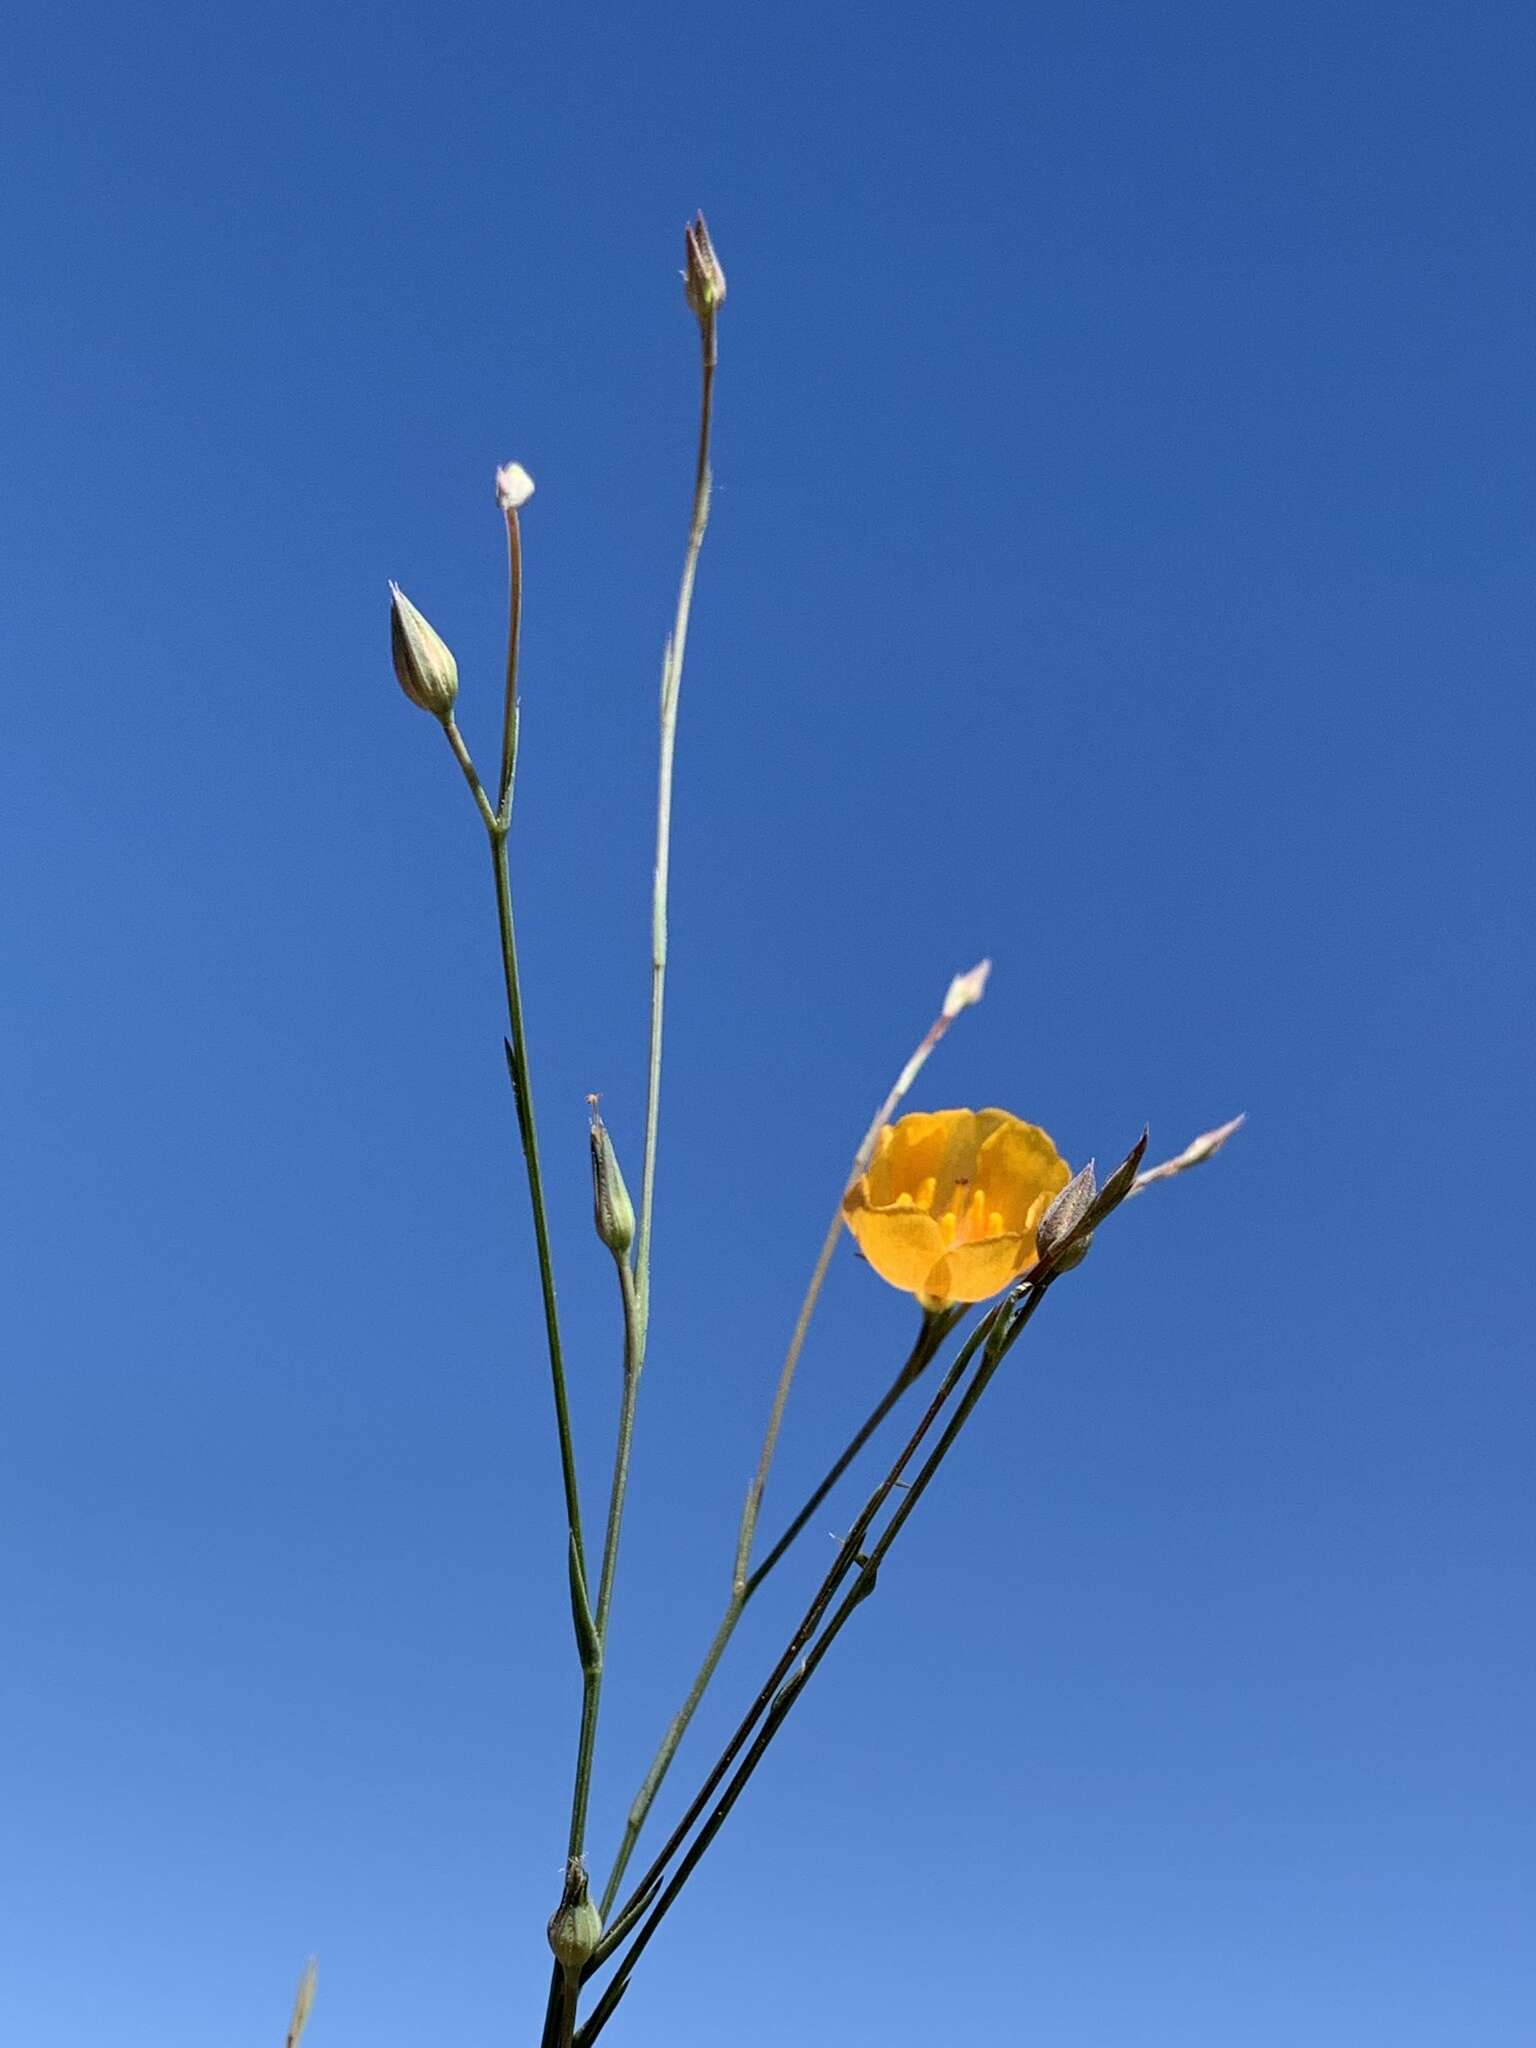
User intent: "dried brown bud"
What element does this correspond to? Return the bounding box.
[1036,1161,1098,1271]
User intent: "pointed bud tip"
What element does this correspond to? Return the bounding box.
[683,211,727,321]
[942,957,992,1019]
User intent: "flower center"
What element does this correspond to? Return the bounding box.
[893,1175,1006,1245]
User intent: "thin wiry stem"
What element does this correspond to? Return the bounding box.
[491,827,586,1592]
[443,662,586,1600]
[579,1296,1038,2036]
[497,505,524,824]
[563,1253,643,1869]
[634,310,717,1343]
[596,1309,958,1920]
[595,1305,1005,1967]
[543,280,721,2048]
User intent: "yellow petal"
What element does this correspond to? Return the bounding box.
[974,1113,1070,1233]
[929,1232,1034,1305]
[863,1110,972,1209]
[844,1202,948,1296]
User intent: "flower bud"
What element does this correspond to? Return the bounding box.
[1036,1161,1097,1272]
[588,1098,635,1257]
[547,1857,603,1974]
[941,958,991,1020]
[389,582,459,719]
[683,212,726,323]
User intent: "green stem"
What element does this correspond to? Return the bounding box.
[565,1254,643,1865]
[489,826,587,1591]
[443,716,499,835]
[634,312,717,1343]
[442,717,584,1589]
[747,1308,958,1593]
[578,1287,1052,2042]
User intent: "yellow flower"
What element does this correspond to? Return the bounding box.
[842,1108,1071,1309]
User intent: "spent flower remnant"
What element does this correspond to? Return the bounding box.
[842,1108,1072,1308]
[495,461,536,512]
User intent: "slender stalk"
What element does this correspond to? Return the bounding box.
[578,1287,1051,2043]
[596,1309,957,1918]
[544,250,721,2048]
[491,828,587,1588]
[564,1253,643,1862]
[594,1258,644,1640]
[441,712,588,1595]
[634,312,717,1341]
[443,715,499,835]
[746,1308,959,1593]
[498,505,524,823]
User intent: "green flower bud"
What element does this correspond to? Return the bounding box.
[587,1098,636,1256]
[389,581,459,719]
[547,1857,603,1974]
[683,212,726,324]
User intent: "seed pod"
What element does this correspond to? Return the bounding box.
[547,1857,603,1973]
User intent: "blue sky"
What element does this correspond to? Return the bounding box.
[3,2,1533,2043]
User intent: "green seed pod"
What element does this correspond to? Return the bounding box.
[547,1857,603,1973]
[389,581,459,719]
[588,1098,636,1257]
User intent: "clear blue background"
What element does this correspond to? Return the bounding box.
[4,3,1532,2043]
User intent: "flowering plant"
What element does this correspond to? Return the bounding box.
[335,215,1241,2048]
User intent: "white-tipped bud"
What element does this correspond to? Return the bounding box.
[496,462,535,511]
[942,958,992,1020]
[389,582,459,719]
[1132,1114,1246,1192]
